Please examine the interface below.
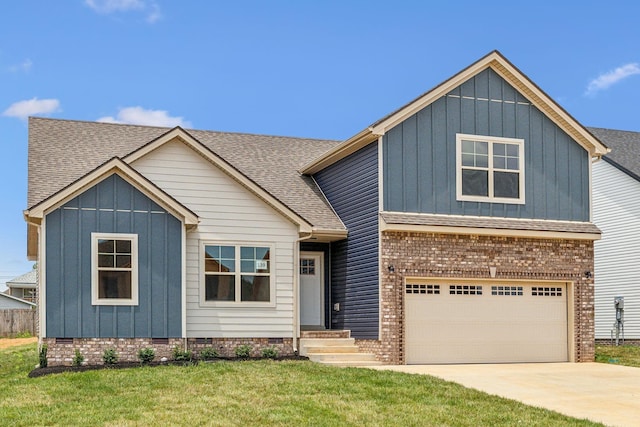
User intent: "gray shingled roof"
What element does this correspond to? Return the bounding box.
[6,270,37,288]
[588,127,640,180]
[28,117,345,231]
[381,212,601,235]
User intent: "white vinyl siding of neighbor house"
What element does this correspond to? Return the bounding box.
[593,160,640,339]
[131,139,298,338]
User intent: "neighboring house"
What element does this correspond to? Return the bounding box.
[6,270,37,303]
[24,51,608,366]
[0,292,36,310]
[590,127,640,342]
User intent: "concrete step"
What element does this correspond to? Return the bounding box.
[317,360,384,367]
[299,338,356,356]
[307,352,379,363]
[303,345,359,354]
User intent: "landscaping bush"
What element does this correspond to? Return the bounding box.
[172,346,193,362]
[234,344,252,359]
[72,349,84,367]
[102,348,118,365]
[137,348,155,364]
[261,346,278,359]
[38,344,47,368]
[199,347,219,360]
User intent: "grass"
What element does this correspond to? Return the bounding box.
[0,343,602,426]
[595,344,640,367]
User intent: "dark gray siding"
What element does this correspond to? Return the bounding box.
[383,68,590,221]
[314,143,379,339]
[45,174,182,338]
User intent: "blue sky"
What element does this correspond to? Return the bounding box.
[1,1,640,290]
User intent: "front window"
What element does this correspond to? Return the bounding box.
[92,233,138,305]
[203,244,272,304]
[456,134,525,204]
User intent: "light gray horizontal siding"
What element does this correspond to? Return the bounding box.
[593,161,640,339]
[132,139,298,338]
[383,67,590,221]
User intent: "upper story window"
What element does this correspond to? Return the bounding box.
[91,233,138,306]
[202,243,273,306]
[456,134,525,204]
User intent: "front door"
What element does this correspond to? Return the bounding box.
[300,252,324,328]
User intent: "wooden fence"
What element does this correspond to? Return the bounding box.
[0,309,36,337]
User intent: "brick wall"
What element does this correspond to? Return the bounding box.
[42,337,295,366]
[377,231,595,364]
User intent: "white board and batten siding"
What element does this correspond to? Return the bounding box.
[593,161,640,339]
[132,140,298,338]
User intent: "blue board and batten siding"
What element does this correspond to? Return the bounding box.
[45,174,182,338]
[383,68,590,221]
[314,144,379,339]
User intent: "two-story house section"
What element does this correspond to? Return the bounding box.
[302,51,608,364]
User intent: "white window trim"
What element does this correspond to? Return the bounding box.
[456,133,526,204]
[91,232,139,306]
[199,241,276,308]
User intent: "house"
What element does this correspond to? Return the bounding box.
[590,127,640,343]
[6,270,37,303]
[24,51,608,366]
[0,292,36,310]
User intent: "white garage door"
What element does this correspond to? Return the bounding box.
[405,281,568,364]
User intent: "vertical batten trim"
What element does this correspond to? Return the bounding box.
[181,221,187,338]
[39,220,46,338]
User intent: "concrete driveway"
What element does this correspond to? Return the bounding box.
[369,363,640,427]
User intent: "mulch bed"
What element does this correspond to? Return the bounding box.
[28,355,309,378]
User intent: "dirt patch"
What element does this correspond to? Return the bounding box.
[0,337,37,349]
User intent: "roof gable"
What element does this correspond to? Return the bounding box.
[125,127,314,233]
[25,157,199,225]
[301,50,609,174]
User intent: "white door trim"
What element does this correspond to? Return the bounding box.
[300,251,324,328]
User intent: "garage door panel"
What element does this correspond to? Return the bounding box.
[405,282,568,364]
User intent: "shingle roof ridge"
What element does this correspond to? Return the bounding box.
[586,126,640,135]
[30,116,341,143]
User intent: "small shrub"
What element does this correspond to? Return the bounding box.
[138,347,155,364]
[199,347,219,360]
[39,344,48,368]
[234,344,252,359]
[72,349,85,367]
[15,331,33,338]
[261,346,278,359]
[102,348,118,365]
[172,346,193,362]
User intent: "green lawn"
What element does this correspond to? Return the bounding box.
[595,344,640,367]
[0,343,601,426]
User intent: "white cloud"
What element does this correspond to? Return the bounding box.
[3,98,61,120]
[97,106,191,128]
[8,59,32,73]
[85,0,162,23]
[585,63,640,96]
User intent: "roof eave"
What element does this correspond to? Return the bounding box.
[299,128,379,175]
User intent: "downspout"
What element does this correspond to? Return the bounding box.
[294,232,314,354]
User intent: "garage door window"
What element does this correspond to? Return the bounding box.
[406,284,440,294]
[532,287,562,296]
[491,286,523,296]
[449,285,482,295]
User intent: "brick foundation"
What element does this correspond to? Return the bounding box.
[42,337,294,366]
[377,231,595,364]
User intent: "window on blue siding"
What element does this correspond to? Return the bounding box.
[203,244,273,305]
[456,134,525,204]
[91,233,138,306]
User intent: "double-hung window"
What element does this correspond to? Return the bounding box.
[203,244,273,305]
[91,233,138,305]
[456,134,525,204]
